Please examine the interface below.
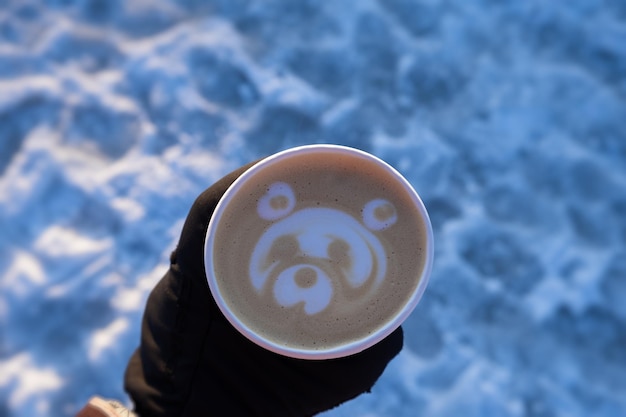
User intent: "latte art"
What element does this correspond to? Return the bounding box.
[250,182,395,315]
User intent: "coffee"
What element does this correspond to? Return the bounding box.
[205,145,432,358]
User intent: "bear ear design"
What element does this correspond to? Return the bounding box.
[362,199,397,231]
[257,182,296,221]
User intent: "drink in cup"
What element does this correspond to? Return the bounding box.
[204,144,433,359]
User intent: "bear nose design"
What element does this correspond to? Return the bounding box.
[273,265,333,315]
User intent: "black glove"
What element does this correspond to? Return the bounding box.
[124,162,403,417]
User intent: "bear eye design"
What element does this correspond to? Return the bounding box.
[257,182,296,221]
[362,199,397,231]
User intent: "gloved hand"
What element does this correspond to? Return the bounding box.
[124,161,403,417]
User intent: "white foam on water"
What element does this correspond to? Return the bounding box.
[0,353,64,408]
[88,318,130,362]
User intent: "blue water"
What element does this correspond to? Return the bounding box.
[1,1,625,416]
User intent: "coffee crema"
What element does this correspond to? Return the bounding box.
[206,147,431,356]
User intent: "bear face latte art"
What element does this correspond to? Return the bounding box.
[205,145,433,359]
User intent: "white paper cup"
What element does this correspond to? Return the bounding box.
[205,145,434,359]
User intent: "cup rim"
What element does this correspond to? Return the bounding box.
[204,144,434,360]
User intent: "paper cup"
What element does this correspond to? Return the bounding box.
[204,144,434,359]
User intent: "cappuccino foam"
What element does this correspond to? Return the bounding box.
[209,149,429,353]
